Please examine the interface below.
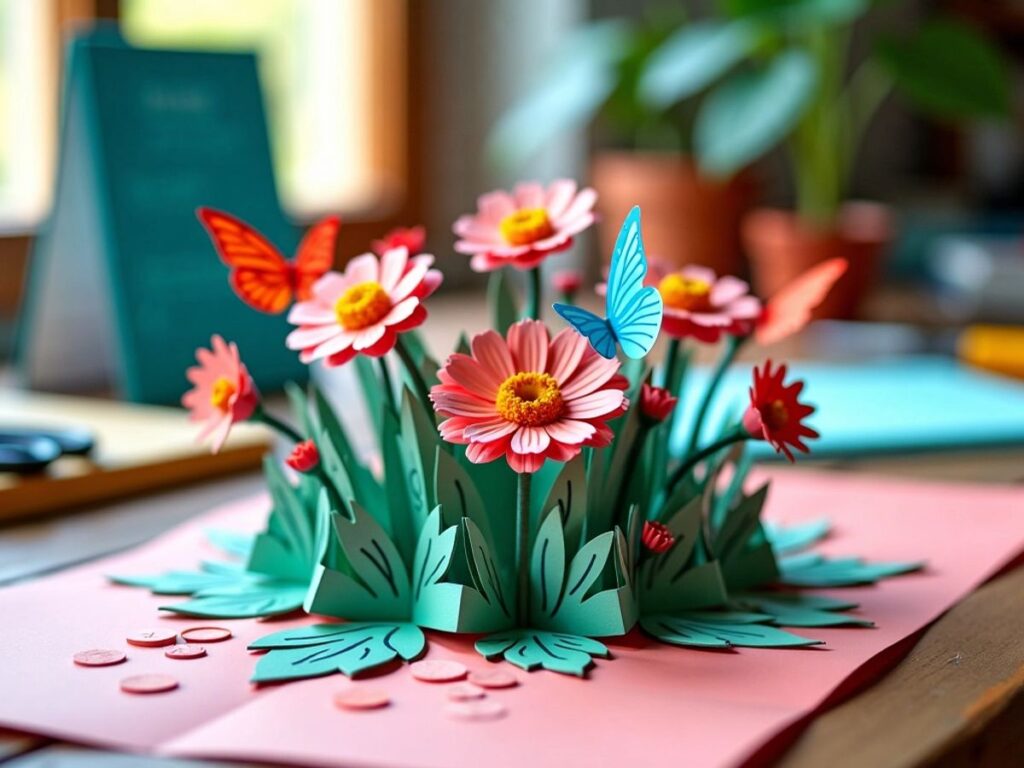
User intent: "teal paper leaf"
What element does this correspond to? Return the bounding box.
[737,591,872,628]
[204,529,254,559]
[641,611,822,648]
[160,580,307,618]
[398,390,441,529]
[488,270,520,332]
[353,356,387,433]
[109,565,245,595]
[764,519,831,555]
[779,553,923,588]
[250,622,426,683]
[246,456,319,582]
[475,630,609,677]
[536,455,587,557]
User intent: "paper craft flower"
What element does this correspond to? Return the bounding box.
[430,319,628,474]
[285,440,320,473]
[285,247,442,367]
[552,269,583,297]
[642,521,676,554]
[454,180,597,273]
[639,383,678,424]
[182,335,259,454]
[372,226,426,257]
[756,258,849,345]
[657,266,762,344]
[742,360,819,462]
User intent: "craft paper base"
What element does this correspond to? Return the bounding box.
[1,470,1022,768]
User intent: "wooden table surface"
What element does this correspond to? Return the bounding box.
[2,298,1023,768]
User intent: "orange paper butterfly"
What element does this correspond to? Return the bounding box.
[756,258,848,345]
[197,208,340,314]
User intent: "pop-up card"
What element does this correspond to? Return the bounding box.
[114,179,922,682]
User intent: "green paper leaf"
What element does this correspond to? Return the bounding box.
[160,580,307,619]
[488,270,520,333]
[764,519,830,555]
[353,356,387,434]
[250,622,426,683]
[531,509,567,617]
[696,49,817,177]
[711,482,769,560]
[109,564,245,595]
[878,20,1010,120]
[737,591,872,627]
[462,517,514,620]
[641,611,822,648]
[639,19,756,108]
[549,530,636,637]
[246,457,318,582]
[204,529,255,559]
[312,388,381,513]
[779,554,923,588]
[380,406,417,565]
[475,630,609,676]
[398,389,440,529]
[284,381,315,438]
[536,455,587,557]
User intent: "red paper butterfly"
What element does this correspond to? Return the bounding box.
[756,258,848,345]
[197,207,340,314]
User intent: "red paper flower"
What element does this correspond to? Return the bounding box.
[430,319,629,474]
[372,226,426,258]
[285,440,320,473]
[639,383,677,424]
[552,269,583,296]
[182,335,259,454]
[742,360,819,462]
[642,521,675,554]
[756,258,848,345]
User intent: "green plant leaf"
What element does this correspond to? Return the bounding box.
[696,48,817,177]
[779,553,923,588]
[737,591,872,627]
[160,581,308,619]
[536,455,587,557]
[109,565,245,595]
[763,518,831,555]
[641,611,822,648]
[380,406,417,565]
[462,517,514,620]
[488,271,520,333]
[398,389,440,529]
[531,509,566,618]
[353,356,387,433]
[548,530,636,637]
[250,622,426,683]
[878,19,1009,119]
[639,19,756,108]
[246,457,318,582]
[204,529,255,559]
[721,0,867,25]
[475,630,609,676]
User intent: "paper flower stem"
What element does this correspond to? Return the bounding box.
[683,334,744,456]
[393,335,432,414]
[516,471,532,625]
[613,422,652,531]
[525,267,541,320]
[559,290,575,305]
[660,338,681,389]
[251,406,303,444]
[666,426,748,496]
[377,358,396,416]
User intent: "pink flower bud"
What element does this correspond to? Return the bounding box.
[285,439,320,473]
[552,270,583,295]
[639,383,678,424]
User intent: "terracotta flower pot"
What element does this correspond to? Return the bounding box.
[590,151,756,277]
[743,202,894,320]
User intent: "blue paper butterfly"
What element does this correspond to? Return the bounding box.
[553,206,663,359]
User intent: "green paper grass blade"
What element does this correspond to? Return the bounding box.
[205,529,254,559]
[160,580,307,618]
[779,555,923,588]
[764,519,831,555]
[462,518,513,619]
[109,568,246,595]
[488,270,520,332]
[641,612,822,648]
[353,356,386,433]
[284,381,315,437]
[398,389,440,529]
[312,388,381,512]
[737,591,873,627]
[549,530,636,637]
[713,482,769,561]
[246,457,317,581]
[380,407,417,564]
[250,622,426,683]
[531,510,566,619]
[475,630,609,677]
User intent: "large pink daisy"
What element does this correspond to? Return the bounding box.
[454,180,597,273]
[285,246,442,367]
[182,335,259,453]
[431,320,629,474]
[657,265,762,343]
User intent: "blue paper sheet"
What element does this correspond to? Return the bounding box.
[673,355,1024,460]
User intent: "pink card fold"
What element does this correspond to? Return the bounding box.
[1,470,1022,768]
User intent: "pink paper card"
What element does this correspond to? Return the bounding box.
[1,470,1021,768]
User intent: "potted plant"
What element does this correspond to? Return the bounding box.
[639,0,1010,317]
[487,10,756,278]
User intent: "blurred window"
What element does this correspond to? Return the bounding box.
[121,0,406,220]
[0,0,59,231]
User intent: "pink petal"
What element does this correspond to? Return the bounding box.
[352,323,387,351]
[431,389,496,417]
[724,295,763,319]
[391,255,434,301]
[545,179,578,219]
[545,419,596,445]
[378,247,409,292]
[551,187,596,226]
[383,296,419,325]
[466,439,508,464]
[710,275,750,306]
[513,181,544,210]
[471,330,515,380]
[478,191,517,224]
[286,324,341,349]
[508,320,549,373]
[507,449,544,474]
[419,270,443,298]
[511,426,550,455]
[209,416,234,454]
[453,216,503,243]
[344,253,379,284]
[304,331,356,362]
[547,328,588,385]
[312,272,351,302]
[444,354,503,398]
[565,390,626,419]
[561,355,620,399]
[464,417,518,443]
[288,302,335,325]
[680,265,717,284]
[526,230,575,253]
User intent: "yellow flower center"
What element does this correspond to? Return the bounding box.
[334,281,392,331]
[658,274,712,312]
[499,208,554,246]
[210,376,236,412]
[495,372,565,427]
[764,399,789,430]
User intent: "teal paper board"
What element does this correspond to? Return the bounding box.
[18,28,305,403]
[673,355,1024,459]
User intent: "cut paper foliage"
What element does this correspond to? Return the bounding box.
[779,552,923,588]
[736,591,873,628]
[640,610,821,649]
[475,630,610,676]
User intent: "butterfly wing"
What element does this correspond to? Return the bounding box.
[197,208,292,314]
[756,258,848,345]
[552,303,618,360]
[606,206,663,359]
[293,215,340,301]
